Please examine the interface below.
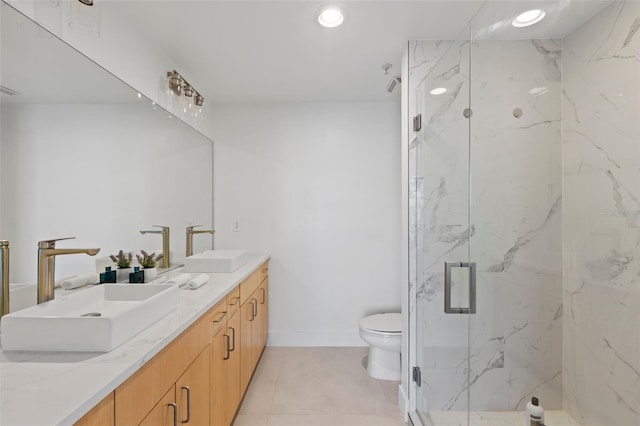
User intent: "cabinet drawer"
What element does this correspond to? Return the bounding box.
[226,286,241,316]
[209,298,228,336]
[240,261,269,304]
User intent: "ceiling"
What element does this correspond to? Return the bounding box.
[114,0,611,104]
[1,1,612,105]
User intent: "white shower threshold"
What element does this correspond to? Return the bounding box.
[423,410,578,426]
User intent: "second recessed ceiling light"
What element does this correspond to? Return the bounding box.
[512,9,546,27]
[318,7,344,28]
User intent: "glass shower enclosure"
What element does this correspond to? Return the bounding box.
[409,1,639,425]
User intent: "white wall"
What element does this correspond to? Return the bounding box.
[212,102,401,346]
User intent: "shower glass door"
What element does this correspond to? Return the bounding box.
[413,27,473,425]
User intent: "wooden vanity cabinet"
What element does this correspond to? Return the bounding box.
[78,260,269,426]
[240,264,269,394]
[210,321,228,426]
[225,287,243,424]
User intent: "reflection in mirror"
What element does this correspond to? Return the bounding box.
[0,3,213,283]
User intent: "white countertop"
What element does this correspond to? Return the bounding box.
[0,253,270,426]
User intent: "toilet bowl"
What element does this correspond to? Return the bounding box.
[359,313,402,381]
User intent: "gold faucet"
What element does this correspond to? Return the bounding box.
[186,225,214,257]
[1,240,9,317]
[37,237,100,304]
[140,226,170,269]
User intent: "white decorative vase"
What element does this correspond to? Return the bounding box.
[116,267,133,282]
[143,267,158,282]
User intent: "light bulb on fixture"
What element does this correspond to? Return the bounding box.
[167,71,184,96]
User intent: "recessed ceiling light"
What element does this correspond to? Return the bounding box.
[430,87,447,95]
[317,7,344,28]
[513,9,546,27]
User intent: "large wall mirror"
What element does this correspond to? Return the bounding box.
[0,3,213,282]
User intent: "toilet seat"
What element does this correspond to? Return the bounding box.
[360,313,401,333]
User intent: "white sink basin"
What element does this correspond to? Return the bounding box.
[1,284,177,352]
[183,250,246,273]
[8,283,37,312]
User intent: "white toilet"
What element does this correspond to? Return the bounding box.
[359,313,402,381]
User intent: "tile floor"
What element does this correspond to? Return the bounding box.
[233,347,406,426]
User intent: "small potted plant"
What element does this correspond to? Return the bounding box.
[136,250,163,282]
[110,250,133,282]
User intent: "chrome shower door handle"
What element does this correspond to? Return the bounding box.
[444,261,476,314]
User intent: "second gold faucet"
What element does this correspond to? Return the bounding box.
[186,225,214,257]
[139,226,170,269]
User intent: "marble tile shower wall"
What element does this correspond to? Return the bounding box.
[409,2,640,423]
[562,2,640,425]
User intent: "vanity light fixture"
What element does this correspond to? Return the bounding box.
[430,87,447,95]
[166,70,205,112]
[317,6,344,28]
[512,9,546,27]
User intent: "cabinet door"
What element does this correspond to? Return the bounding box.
[139,386,176,426]
[240,299,255,393]
[226,309,242,424]
[251,291,262,370]
[210,327,227,426]
[258,279,269,351]
[176,346,210,426]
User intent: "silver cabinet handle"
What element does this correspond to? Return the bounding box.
[444,261,476,314]
[212,311,227,323]
[181,386,191,423]
[223,334,230,360]
[168,402,178,426]
[260,287,266,304]
[229,326,236,352]
[251,298,258,320]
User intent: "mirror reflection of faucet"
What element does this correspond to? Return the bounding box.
[186,225,214,257]
[140,225,170,269]
[37,237,100,304]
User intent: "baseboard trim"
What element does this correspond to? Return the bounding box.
[267,330,366,347]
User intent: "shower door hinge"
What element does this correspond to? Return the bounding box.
[412,366,422,387]
[413,114,422,132]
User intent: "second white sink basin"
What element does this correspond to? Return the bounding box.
[183,250,246,273]
[1,284,177,352]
